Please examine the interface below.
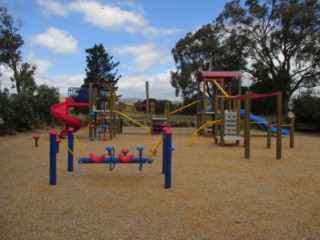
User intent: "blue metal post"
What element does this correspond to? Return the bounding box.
[56,140,61,153]
[162,128,167,174]
[105,146,115,171]
[68,128,74,172]
[89,112,95,140]
[49,131,57,185]
[164,129,172,189]
[137,146,144,171]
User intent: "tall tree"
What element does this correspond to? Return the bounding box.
[293,91,320,124]
[170,24,247,100]
[84,43,121,93]
[17,62,37,96]
[34,84,59,126]
[216,0,320,114]
[0,7,59,131]
[0,6,24,93]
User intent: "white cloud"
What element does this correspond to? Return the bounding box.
[33,59,52,76]
[1,54,82,95]
[34,73,86,96]
[36,0,180,37]
[26,51,52,76]
[114,43,172,74]
[15,51,84,95]
[0,65,15,91]
[37,0,69,16]
[118,69,180,101]
[1,61,179,100]
[30,27,79,54]
[69,1,146,32]
[36,69,178,100]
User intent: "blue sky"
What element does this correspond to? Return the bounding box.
[1,0,229,101]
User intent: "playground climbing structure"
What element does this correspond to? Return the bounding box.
[196,71,243,145]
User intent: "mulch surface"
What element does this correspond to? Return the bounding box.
[0,127,319,239]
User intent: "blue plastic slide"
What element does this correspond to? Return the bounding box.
[240,110,289,135]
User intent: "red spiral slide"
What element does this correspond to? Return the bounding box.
[51,98,89,137]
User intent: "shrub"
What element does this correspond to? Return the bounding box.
[292,93,320,123]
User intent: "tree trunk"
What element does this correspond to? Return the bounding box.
[282,95,289,117]
[13,67,21,94]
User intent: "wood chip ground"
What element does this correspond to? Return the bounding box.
[0,127,319,239]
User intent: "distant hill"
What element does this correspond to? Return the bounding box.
[59,96,67,102]
[119,98,143,103]
[120,98,182,104]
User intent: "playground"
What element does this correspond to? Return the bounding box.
[1,126,320,239]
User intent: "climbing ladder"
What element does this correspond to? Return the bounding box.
[215,111,243,145]
[223,111,243,141]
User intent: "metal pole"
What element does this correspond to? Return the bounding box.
[220,98,225,146]
[50,131,57,185]
[267,121,271,148]
[276,92,282,159]
[162,130,166,174]
[146,81,150,124]
[290,118,294,148]
[68,127,74,172]
[244,92,251,159]
[164,129,172,189]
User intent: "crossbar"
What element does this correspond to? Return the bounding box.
[78,157,153,164]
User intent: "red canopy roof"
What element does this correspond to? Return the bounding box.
[197,71,243,82]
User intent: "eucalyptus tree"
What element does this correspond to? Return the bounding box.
[170,24,247,100]
[0,6,24,93]
[216,0,320,114]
